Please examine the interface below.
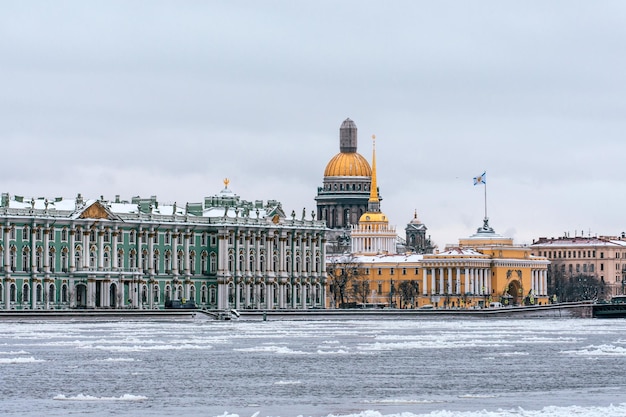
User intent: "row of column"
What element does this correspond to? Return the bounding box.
[531,269,548,296]
[422,266,492,295]
[229,281,323,310]
[216,230,327,309]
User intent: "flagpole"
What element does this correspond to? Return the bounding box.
[484,179,488,221]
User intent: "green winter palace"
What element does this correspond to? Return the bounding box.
[0,181,328,311]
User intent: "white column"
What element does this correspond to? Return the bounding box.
[31,227,37,273]
[422,268,428,295]
[183,231,190,276]
[438,267,444,295]
[112,230,119,270]
[171,231,179,276]
[82,231,89,269]
[43,226,50,274]
[455,267,461,294]
[69,229,76,272]
[3,225,10,310]
[464,268,469,295]
[430,268,436,295]
[447,267,453,294]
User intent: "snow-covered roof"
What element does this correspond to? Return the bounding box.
[531,237,621,248]
[328,253,424,264]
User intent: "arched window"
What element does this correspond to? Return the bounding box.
[103,251,110,268]
[75,246,82,270]
[165,285,171,301]
[49,248,55,273]
[90,248,96,268]
[209,286,216,304]
[189,251,196,274]
[201,285,207,303]
[201,251,208,274]
[61,284,68,303]
[22,283,29,303]
[61,248,68,272]
[10,247,16,272]
[22,247,30,272]
[164,251,171,273]
[210,252,217,273]
[153,284,160,303]
[35,249,43,271]
[117,249,124,270]
[10,283,17,302]
[129,250,136,269]
[153,250,159,274]
[36,284,43,303]
[177,250,184,272]
[189,285,196,301]
[141,250,148,273]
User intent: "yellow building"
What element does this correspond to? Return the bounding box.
[330,220,550,309]
[419,219,550,308]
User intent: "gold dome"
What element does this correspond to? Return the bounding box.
[324,152,372,177]
[359,212,387,223]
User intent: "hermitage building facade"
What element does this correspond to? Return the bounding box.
[0,184,328,311]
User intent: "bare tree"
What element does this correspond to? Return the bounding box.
[351,278,370,304]
[327,254,363,308]
[398,280,420,308]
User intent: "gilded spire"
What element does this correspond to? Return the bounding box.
[369,135,379,203]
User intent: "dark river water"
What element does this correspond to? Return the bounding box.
[1,316,625,417]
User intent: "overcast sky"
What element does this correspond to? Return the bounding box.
[2,1,626,249]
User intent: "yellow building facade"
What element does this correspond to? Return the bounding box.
[332,222,550,309]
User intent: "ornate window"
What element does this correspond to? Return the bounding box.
[201,285,207,303]
[189,250,196,274]
[210,252,217,273]
[61,284,68,303]
[164,251,171,273]
[22,247,30,272]
[22,283,29,303]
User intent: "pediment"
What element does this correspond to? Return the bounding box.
[78,201,117,220]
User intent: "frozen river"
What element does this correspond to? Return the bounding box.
[1,315,625,417]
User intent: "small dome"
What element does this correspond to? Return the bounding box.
[324,152,372,177]
[409,211,422,224]
[359,212,387,223]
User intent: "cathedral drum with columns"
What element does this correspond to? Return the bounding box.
[0,183,327,312]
